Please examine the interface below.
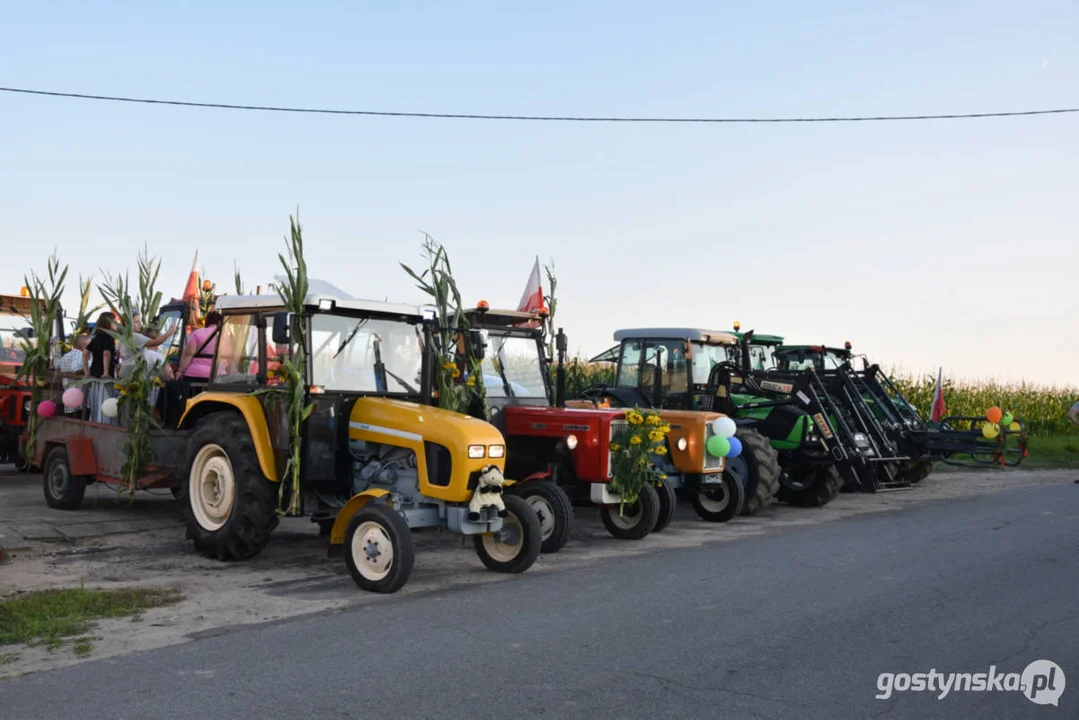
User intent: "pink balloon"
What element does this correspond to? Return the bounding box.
[37,400,56,419]
[62,387,84,409]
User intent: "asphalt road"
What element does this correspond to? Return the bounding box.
[2,482,1076,719]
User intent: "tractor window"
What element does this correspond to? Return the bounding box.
[212,314,260,385]
[310,314,424,394]
[615,341,643,388]
[482,335,547,398]
[749,344,775,371]
[690,343,729,384]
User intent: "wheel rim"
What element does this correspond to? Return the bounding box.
[525,495,556,541]
[725,456,747,486]
[482,512,524,562]
[350,521,394,581]
[189,443,236,532]
[697,486,730,512]
[607,498,643,529]
[47,460,69,498]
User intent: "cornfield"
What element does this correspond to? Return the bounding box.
[554,356,1078,437]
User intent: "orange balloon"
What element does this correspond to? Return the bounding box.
[986,406,1003,424]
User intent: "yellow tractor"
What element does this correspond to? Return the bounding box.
[174,292,541,593]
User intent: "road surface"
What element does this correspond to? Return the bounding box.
[1,482,1076,719]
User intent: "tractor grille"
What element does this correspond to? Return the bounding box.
[424,441,452,487]
[608,419,628,478]
[703,422,723,471]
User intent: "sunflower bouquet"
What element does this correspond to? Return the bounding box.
[608,407,672,511]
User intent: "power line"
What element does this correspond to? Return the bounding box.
[2,85,1077,123]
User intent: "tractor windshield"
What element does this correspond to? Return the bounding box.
[616,339,693,403]
[481,334,547,398]
[774,348,848,372]
[310,314,424,394]
[0,322,30,364]
[747,343,776,371]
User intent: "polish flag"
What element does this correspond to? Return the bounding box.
[516,257,544,327]
[930,367,946,422]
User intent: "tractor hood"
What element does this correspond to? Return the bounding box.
[500,405,626,482]
[349,397,506,451]
[654,410,726,475]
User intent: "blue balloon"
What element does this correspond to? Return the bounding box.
[726,436,743,459]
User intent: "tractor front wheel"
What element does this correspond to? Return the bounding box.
[183,412,279,561]
[909,459,934,484]
[690,474,745,523]
[511,480,573,554]
[344,504,415,593]
[474,494,542,574]
[777,464,842,508]
[653,479,677,532]
[600,483,660,540]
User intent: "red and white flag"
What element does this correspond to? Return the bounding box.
[930,367,946,422]
[516,257,544,327]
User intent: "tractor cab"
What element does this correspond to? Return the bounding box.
[773,344,853,373]
[608,328,740,412]
[461,307,553,414]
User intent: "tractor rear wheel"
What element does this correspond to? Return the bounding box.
[653,479,677,532]
[474,494,542,574]
[600,483,660,540]
[512,480,574,554]
[690,473,745,523]
[42,445,87,510]
[183,412,279,561]
[727,428,780,516]
[909,459,934,484]
[777,464,842,508]
[344,503,415,593]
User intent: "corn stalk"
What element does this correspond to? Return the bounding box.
[137,245,163,323]
[234,262,246,295]
[400,234,488,419]
[269,213,314,516]
[543,260,557,360]
[98,271,159,500]
[16,253,68,469]
[73,274,104,337]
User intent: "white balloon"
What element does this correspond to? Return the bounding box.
[712,416,737,438]
[101,397,119,418]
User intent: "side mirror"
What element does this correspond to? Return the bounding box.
[470,330,487,360]
[272,312,291,345]
[556,328,568,354]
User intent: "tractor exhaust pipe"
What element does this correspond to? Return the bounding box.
[555,327,568,407]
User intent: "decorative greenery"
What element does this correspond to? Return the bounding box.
[607,407,671,511]
[17,253,68,468]
[137,245,163,324]
[543,259,557,360]
[198,278,217,318]
[233,262,246,295]
[73,274,104,338]
[269,213,315,516]
[98,271,161,499]
[401,234,488,419]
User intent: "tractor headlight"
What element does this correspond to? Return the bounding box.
[853,433,869,449]
[806,431,820,444]
[488,444,505,459]
[676,437,688,451]
[23,399,32,417]
[565,434,578,450]
[468,445,486,459]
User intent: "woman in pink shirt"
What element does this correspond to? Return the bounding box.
[176,311,223,381]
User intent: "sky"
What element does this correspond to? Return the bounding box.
[2,1,1076,387]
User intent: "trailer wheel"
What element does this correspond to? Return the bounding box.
[729,428,780,515]
[474,494,541,574]
[183,413,279,561]
[600,483,660,540]
[653,479,677,532]
[42,445,87,510]
[690,473,745,523]
[777,465,842,507]
[344,504,415,593]
[512,480,573,554]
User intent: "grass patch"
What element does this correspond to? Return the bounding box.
[1022,435,1079,469]
[0,587,182,653]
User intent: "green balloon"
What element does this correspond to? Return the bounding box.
[1001,412,1014,427]
[706,434,730,458]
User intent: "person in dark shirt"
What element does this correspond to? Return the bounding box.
[84,312,117,378]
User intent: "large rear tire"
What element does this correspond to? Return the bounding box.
[42,445,87,510]
[728,428,780,516]
[512,480,573,554]
[600,483,660,540]
[183,412,279,561]
[474,494,542,574]
[652,478,677,532]
[777,464,842,508]
[690,473,745,523]
[344,503,415,594]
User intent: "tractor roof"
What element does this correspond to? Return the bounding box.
[613,328,739,345]
[464,307,544,330]
[0,294,44,317]
[215,293,425,319]
[776,344,851,355]
[733,332,785,345]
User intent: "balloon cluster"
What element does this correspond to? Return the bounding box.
[982,406,1019,439]
[706,416,742,459]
